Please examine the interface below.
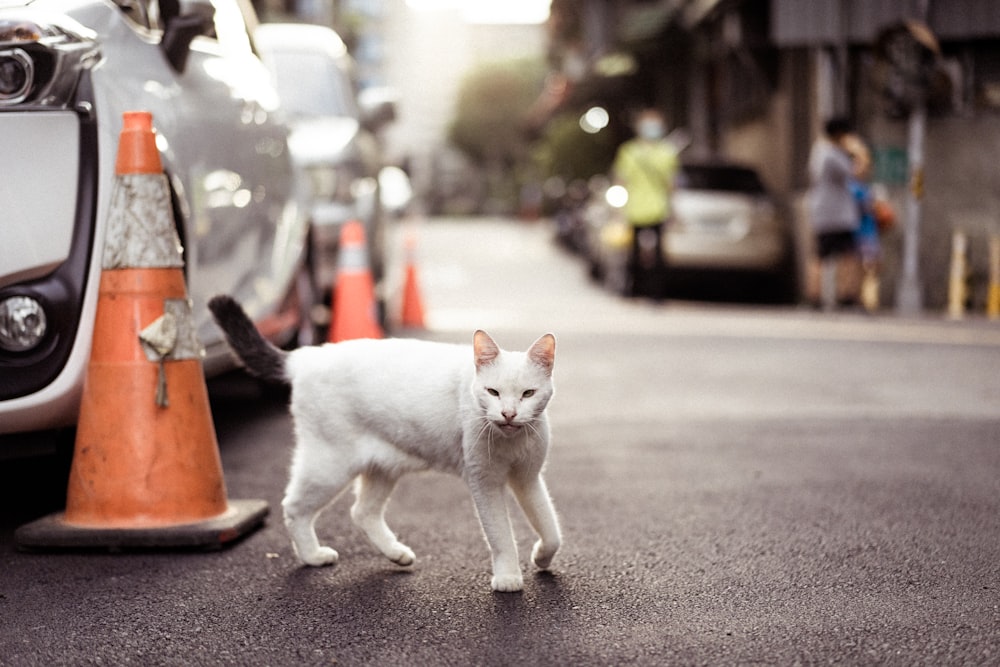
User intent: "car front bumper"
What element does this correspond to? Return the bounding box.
[0,93,99,432]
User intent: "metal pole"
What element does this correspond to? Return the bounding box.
[896,101,926,315]
[896,0,931,316]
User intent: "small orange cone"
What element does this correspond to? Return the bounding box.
[399,233,425,329]
[329,221,384,342]
[16,112,267,550]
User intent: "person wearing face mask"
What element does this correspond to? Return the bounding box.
[611,107,679,300]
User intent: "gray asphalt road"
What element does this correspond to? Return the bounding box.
[2,218,999,666]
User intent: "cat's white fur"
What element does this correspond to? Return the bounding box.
[273,329,560,592]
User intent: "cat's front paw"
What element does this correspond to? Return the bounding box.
[491,573,524,593]
[300,546,339,567]
[531,540,558,570]
[387,543,416,567]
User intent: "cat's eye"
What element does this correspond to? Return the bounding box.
[522,389,535,398]
[487,388,500,397]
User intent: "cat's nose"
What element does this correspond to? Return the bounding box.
[502,410,517,422]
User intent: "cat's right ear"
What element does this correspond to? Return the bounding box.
[528,333,556,376]
[473,330,500,369]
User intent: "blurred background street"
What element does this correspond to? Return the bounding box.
[3,216,999,665]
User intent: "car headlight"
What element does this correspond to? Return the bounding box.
[0,296,48,352]
[0,15,99,109]
[0,47,32,103]
[605,185,629,208]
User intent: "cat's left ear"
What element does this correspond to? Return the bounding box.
[474,330,500,369]
[528,333,556,376]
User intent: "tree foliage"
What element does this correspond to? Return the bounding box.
[447,56,620,213]
[448,58,546,166]
[531,112,618,183]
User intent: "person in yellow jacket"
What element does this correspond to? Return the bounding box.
[611,108,679,299]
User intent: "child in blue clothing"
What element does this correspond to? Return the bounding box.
[844,134,882,312]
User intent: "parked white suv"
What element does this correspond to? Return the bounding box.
[0,0,311,446]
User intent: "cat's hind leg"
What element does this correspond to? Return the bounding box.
[350,470,416,566]
[282,456,353,567]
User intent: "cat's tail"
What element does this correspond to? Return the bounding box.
[208,295,289,384]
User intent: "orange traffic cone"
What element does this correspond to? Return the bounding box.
[328,221,384,342]
[16,111,267,550]
[399,232,425,329]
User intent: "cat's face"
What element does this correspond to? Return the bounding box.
[472,331,555,438]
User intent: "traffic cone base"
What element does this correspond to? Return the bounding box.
[15,110,268,552]
[15,500,269,551]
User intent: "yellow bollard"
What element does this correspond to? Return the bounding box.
[860,268,880,313]
[987,235,1000,320]
[947,229,968,320]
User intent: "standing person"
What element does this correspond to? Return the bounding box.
[806,117,862,309]
[842,133,882,312]
[611,108,679,300]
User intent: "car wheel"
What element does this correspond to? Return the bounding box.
[764,249,799,304]
[294,260,321,346]
[292,227,330,347]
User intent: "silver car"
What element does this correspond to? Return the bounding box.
[585,163,797,301]
[0,0,310,443]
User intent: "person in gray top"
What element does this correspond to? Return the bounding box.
[805,117,863,308]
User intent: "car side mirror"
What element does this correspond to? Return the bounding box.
[162,0,215,73]
[358,87,397,132]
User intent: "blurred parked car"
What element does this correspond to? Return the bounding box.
[551,178,593,254]
[254,23,399,335]
[0,0,312,447]
[583,163,798,302]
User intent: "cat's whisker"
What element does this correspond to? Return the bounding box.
[484,420,496,463]
[471,416,496,463]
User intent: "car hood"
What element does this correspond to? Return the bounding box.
[286,116,360,164]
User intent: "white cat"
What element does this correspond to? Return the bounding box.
[208,295,561,592]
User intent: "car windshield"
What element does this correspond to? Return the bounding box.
[268,51,358,119]
[677,166,765,193]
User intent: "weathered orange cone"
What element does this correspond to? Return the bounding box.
[329,221,384,342]
[16,112,267,550]
[399,233,425,329]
